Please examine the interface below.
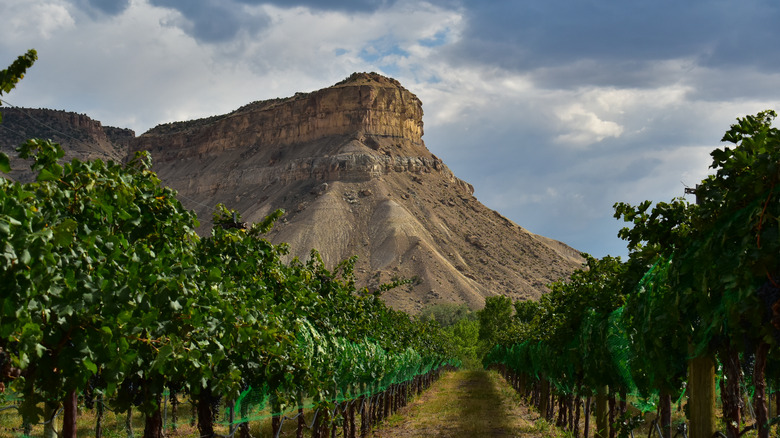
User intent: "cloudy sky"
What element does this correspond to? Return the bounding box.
[2,0,780,259]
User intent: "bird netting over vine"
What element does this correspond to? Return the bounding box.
[484,258,697,413]
[226,320,458,424]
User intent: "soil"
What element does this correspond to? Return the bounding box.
[371,370,546,437]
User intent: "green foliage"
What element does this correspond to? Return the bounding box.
[0,49,36,100]
[681,110,780,342]
[447,318,480,369]
[1,139,203,419]
[478,296,513,341]
[477,295,514,357]
[416,303,479,369]
[621,256,687,397]
[513,299,539,324]
[0,49,37,172]
[418,302,476,328]
[613,198,695,260]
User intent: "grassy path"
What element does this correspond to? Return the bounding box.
[371,369,553,438]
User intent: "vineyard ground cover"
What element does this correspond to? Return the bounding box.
[0,397,199,437]
[0,393,343,437]
[0,397,320,437]
[0,395,264,437]
[0,368,447,437]
[371,369,561,438]
[368,368,761,438]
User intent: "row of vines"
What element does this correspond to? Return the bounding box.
[0,52,459,437]
[484,110,780,438]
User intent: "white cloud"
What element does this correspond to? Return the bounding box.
[226,2,462,79]
[553,103,623,146]
[628,145,714,199]
[1,0,75,41]
[404,65,539,130]
[14,0,464,133]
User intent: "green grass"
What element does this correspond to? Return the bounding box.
[0,398,286,438]
[372,369,563,437]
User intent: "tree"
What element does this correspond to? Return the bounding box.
[478,295,514,358]
[447,318,480,369]
[513,299,540,324]
[419,303,475,328]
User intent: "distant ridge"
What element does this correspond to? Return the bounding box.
[0,107,133,182]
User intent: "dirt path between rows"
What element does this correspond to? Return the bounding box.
[370,369,547,437]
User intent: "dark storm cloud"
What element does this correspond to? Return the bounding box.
[448,0,780,87]
[149,0,270,43]
[528,60,692,90]
[247,0,462,11]
[238,0,393,12]
[143,0,400,43]
[74,0,131,15]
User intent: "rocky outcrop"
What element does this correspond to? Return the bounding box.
[138,73,424,159]
[0,107,132,182]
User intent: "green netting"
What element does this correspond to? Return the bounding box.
[606,307,635,393]
[226,320,455,424]
[483,258,684,412]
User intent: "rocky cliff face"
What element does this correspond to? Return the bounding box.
[0,73,583,312]
[130,72,583,312]
[133,73,451,195]
[143,73,424,156]
[0,107,132,182]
